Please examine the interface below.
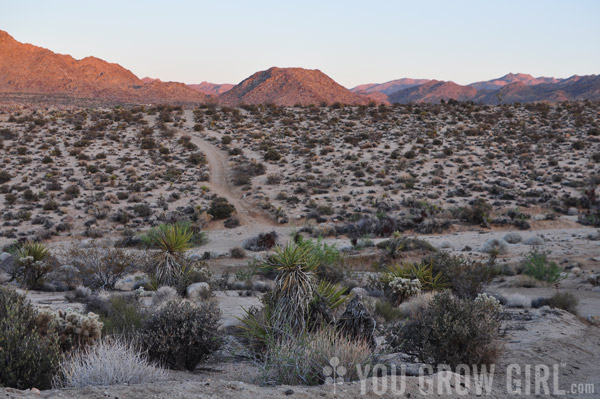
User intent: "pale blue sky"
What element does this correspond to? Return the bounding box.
[2,0,599,87]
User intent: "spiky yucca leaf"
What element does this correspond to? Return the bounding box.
[151,224,193,254]
[313,281,348,310]
[16,241,49,262]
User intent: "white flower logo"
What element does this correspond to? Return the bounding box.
[323,357,346,392]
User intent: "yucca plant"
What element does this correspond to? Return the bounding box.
[15,241,53,289]
[382,262,447,291]
[264,241,319,334]
[149,224,193,287]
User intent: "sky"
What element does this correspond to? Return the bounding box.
[2,0,599,88]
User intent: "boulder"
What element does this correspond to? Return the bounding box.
[186,282,211,300]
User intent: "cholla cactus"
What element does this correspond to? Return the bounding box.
[388,277,422,303]
[475,293,503,313]
[35,309,103,353]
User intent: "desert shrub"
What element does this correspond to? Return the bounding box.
[140,300,221,371]
[34,309,102,353]
[14,241,55,289]
[262,327,372,386]
[188,151,207,165]
[381,262,447,302]
[0,287,60,390]
[453,198,492,225]
[264,148,281,161]
[422,251,496,298]
[83,293,147,336]
[230,247,246,258]
[521,249,562,283]
[0,170,11,184]
[61,242,142,290]
[64,184,80,198]
[298,236,347,283]
[207,197,235,220]
[374,299,405,322]
[388,291,503,369]
[54,337,166,388]
[243,231,278,251]
[532,292,578,314]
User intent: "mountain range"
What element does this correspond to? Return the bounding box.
[0,30,598,106]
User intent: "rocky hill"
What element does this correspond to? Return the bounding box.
[218,67,371,106]
[0,30,209,104]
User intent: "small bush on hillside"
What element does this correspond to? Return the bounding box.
[140,300,221,371]
[521,249,562,283]
[532,292,578,314]
[0,287,60,390]
[83,293,147,337]
[54,337,166,388]
[453,199,492,225]
[207,197,235,220]
[387,291,503,369]
[423,251,496,298]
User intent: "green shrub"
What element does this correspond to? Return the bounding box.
[0,287,60,389]
[423,251,496,298]
[84,293,147,336]
[387,291,503,369]
[532,292,578,314]
[297,236,347,283]
[140,300,221,371]
[207,197,235,220]
[521,250,562,283]
[0,170,11,184]
[374,299,405,322]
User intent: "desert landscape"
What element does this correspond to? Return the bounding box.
[1,3,600,398]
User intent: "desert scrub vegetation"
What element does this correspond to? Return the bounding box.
[139,299,221,371]
[385,291,504,369]
[520,249,563,283]
[54,337,166,388]
[261,327,372,386]
[0,287,60,390]
[34,308,102,353]
[144,222,210,293]
[60,241,145,290]
[11,241,56,289]
[238,241,373,385]
[532,291,579,314]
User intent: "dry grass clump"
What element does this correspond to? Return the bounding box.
[54,337,166,388]
[262,327,372,386]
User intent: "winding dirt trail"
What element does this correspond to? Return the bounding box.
[177,115,276,229]
[190,134,274,227]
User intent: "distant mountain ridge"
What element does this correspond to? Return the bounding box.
[366,73,600,104]
[0,29,597,105]
[188,82,235,96]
